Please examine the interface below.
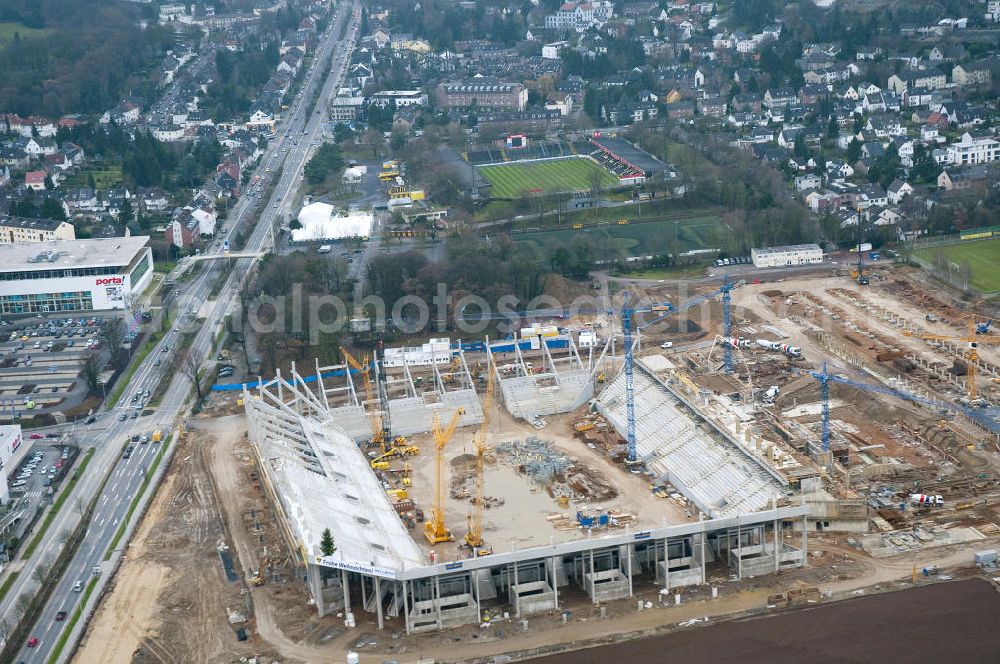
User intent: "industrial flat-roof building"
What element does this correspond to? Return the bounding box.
[751,243,823,269]
[0,237,153,314]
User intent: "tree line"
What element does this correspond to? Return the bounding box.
[0,0,174,116]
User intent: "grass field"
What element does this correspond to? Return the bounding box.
[0,22,50,49]
[515,211,724,257]
[479,158,617,198]
[60,166,123,190]
[915,238,1000,292]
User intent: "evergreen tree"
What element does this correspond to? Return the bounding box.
[846,137,862,164]
[118,198,135,225]
[320,528,336,556]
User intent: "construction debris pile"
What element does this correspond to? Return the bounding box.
[495,436,619,503]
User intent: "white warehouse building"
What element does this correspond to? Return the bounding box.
[0,237,154,315]
[751,243,823,268]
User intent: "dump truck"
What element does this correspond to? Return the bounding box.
[152,429,163,443]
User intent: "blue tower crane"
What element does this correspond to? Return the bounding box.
[793,364,967,452]
[632,276,739,372]
[618,277,740,464]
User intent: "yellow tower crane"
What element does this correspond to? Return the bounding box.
[341,347,386,451]
[425,407,465,544]
[903,316,1000,403]
[465,362,495,554]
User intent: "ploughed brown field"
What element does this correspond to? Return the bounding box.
[532,578,1000,664]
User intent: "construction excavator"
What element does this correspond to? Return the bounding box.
[425,407,465,545]
[464,363,495,555]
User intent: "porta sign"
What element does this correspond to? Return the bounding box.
[95,276,124,286]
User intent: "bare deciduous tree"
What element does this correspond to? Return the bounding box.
[180,351,206,401]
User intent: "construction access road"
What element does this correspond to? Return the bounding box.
[8,3,361,661]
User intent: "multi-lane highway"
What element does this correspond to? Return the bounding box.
[8,3,360,660]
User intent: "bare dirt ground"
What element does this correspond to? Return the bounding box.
[402,405,691,561]
[532,578,1000,664]
[74,422,281,664]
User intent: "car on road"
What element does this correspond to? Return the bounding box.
[55,611,67,621]
[660,342,673,349]
[119,413,127,421]
[73,581,83,592]
[27,637,38,647]
[129,411,138,419]
[30,433,43,439]
[85,416,96,424]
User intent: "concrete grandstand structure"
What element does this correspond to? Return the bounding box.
[596,358,787,518]
[488,333,607,421]
[243,357,809,633]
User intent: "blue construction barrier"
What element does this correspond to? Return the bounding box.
[212,335,571,391]
[211,368,359,391]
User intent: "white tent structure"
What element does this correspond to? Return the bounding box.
[293,202,374,241]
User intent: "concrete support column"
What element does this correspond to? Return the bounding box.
[512,562,521,617]
[551,556,559,609]
[663,539,670,592]
[589,548,596,601]
[626,543,634,597]
[700,532,707,585]
[434,575,443,630]
[801,512,809,567]
[736,524,743,581]
[307,565,326,617]
[473,571,482,624]
[342,569,351,615]
[774,517,781,572]
[375,576,384,630]
[403,579,411,635]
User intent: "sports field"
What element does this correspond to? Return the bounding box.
[515,211,725,257]
[479,158,617,198]
[915,238,1000,292]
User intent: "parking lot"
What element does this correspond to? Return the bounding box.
[8,440,77,497]
[0,315,115,415]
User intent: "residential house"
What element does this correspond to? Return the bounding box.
[866,115,904,138]
[18,137,58,158]
[946,132,1000,165]
[873,207,903,226]
[24,171,47,191]
[0,216,75,244]
[856,183,887,209]
[763,87,796,108]
[832,208,860,227]
[887,70,948,94]
[887,179,914,204]
[64,187,101,213]
[542,41,569,59]
[138,187,170,212]
[0,147,30,168]
[826,160,854,179]
[952,60,994,87]
[794,174,822,192]
[862,92,886,113]
[937,164,998,191]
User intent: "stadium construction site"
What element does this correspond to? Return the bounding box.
[79,264,1000,663]
[236,266,1000,642]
